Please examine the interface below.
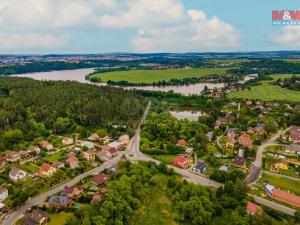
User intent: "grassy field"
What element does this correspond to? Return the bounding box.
[151,155,175,164]
[45,151,66,162]
[261,173,300,196]
[90,68,228,84]
[228,74,300,102]
[130,174,178,225]
[47,212,74,225]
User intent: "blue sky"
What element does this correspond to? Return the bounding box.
[0,0,299,54]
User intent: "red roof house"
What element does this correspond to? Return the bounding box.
[246,201,262,215]
[92,174,110,186]
[0,156,5,169]
[272,189,300,207]
[177,139,187,146]
[88,133,100,142]
[66,155,79,169]
[238,133,253,148]
[62,137,74,145]
[6,152,20,162]
[172,156,190,169]
[289,126,300,144]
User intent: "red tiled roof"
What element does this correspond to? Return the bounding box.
[238,133,253,147]
[92,194,102,202]
[177,139,187,146]
[246,201,262,214]
[6,152,19,159]
[40,163,52,172]
[66,155,78,164]
[39,141,50,148]
[272,189,300,207]
[92,174,110,185]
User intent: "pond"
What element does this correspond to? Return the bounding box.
[170,110,205,121]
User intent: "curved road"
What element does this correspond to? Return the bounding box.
[245,128,286,184]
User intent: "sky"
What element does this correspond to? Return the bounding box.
[0,0,300,54]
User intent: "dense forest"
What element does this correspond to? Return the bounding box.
[274,75,300,91]
[0,77,146,150]
[64,161,297,225]
[230,59,300,75]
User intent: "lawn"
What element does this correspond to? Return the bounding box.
[151,155,175,164]
[90,68,229,84]
[130,175,178,225]
[47,212,74,225]
[45,151,66,162]
[228,80,300,102]
[265,145,285,152]
[261,173,300,196]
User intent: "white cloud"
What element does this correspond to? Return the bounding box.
[273,26,300,47]
[131,10,240,52]
[0,0,240,53]
[0,33,69,50]
[98,0,185,28]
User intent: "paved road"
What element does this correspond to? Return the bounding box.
[245,128,285,184]
[248,194,296,216]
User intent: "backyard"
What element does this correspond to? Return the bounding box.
[261,172,300,196]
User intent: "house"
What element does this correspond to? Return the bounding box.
[88,133,100,142]
[108,141,125,150]
[102,146,118,157]
[289,126,300,144]
[22,209,47,225]
[238,133,253,148]
[48,195,71,208]
[206,132,214,142]
[272,189,300,207]
[226,138,235,148]
[9,168,27,181]
[272,159,289,171]
[219,164,230,171]
[246,202,262,215]
[51,161,65,169]
[80,141,94,150]
[83,150,95,161]
[62,186,81,198]
[227,128,238,139]
[96,150,112,162]
[6,152,20,162]
[62,137,73,145]
[119,134,130,145]
[172,156,190,169]
[0,156,5,170]
[101,187,109,194]
[91,194,102,203]
[220,117,229,125]
[100,136,111,145]
[38,141,53,151]
[233,156,245,167]
[254,123,265,134]
[247,127,255,134]
[92,173,110,186]
[20,150,31,158]
[192,160,206,173]
[39,163,57,177]
[28,146,40,154]
[0,187,8,202]
[177,139,187,146]
[66,155,79,169]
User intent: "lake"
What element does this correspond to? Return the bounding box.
[13,68,95,84]
[170,110,205,121]
[125,83,225,96]
[12,68,225,95]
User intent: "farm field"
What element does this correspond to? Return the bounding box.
[90,68,229,84]
[261,173,300,196]
[229,74,300,102]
